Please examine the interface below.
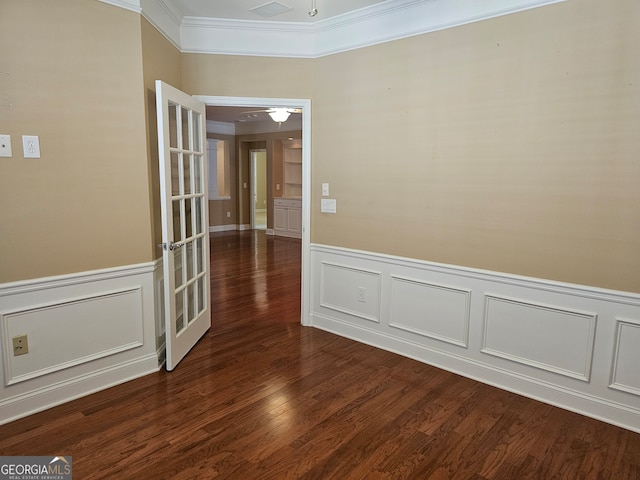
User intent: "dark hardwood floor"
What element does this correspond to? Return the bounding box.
[1,230,638,479]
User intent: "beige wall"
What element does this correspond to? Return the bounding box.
[140,16,182,258]
[2,0,637,295]
[0,0,152,282]
[312,0,640,293]
[181,54,314,99]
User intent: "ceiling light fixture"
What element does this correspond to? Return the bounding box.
[308,0,317,17]
[269,108,291,123]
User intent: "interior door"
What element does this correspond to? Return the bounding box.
[156,80,210,371]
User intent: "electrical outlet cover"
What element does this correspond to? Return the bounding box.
[22,135,41,158]
[321,198,337,213]
[13,335,29,356]
[0,134,12,157]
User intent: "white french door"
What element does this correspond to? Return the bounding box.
[156,80,210,371]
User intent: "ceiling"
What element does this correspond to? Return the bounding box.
[205,106,276,124]
[206,105,302,129]
[170,0,390,24]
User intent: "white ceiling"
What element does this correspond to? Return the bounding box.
[206,105,302,129]
[170,0,390,23]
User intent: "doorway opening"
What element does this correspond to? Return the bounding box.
[250,149,267,230]
[196,96,311,327]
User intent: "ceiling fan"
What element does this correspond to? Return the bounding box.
[242,107,302,123]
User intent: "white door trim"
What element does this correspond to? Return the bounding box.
[195,96,312,326]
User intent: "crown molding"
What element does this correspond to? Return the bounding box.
[105,0,566,58]
[314,0,566,57]
[181,16,315,58]
[139,0,182,50]
[99,0,141,14]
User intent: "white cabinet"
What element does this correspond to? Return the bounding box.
[274,198,302,238]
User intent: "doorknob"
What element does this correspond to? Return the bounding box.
[158,242,185,251]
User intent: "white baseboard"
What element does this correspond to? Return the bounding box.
[310,244,640,433]
[274,230,302,239]
[0,263,160,424]
[209,224,239,232]
[0,353,158,425]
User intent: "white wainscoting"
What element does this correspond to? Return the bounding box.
[309,244,640,433]
[609,318,640,397]
[320,262,382,324]
[153,257,166,366]
[0,263,159,424]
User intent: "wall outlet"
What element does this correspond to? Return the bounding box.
[13,335,29,356]
[22,135,41,158]
[357,286,367,303]
[227,211,231,218]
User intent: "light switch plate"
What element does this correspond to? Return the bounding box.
[321,198,337,213]
[322,183,329,196]
[0,134,12,157]
[22,135,41,158]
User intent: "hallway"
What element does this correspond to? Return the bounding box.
[209,230,301,332]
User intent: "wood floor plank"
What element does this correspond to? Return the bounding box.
[1,230,638,479]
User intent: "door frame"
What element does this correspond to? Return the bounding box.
[250,148,267,230]
[195,95,311,327]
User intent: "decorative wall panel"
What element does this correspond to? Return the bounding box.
[389,276,470,347]
[2,288,144,386]
[319,262,381,323]
[610,318,640,396]
[482,295,597,381]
